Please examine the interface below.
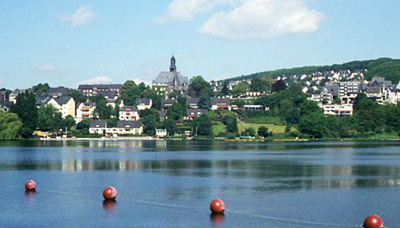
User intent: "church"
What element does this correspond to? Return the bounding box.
[152,56,189,96]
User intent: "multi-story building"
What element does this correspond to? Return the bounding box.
[152,56,188,96]
[78,84,122,97]
[119,106,140,121]
[45,97,76,118]
[76,102,96,122]
[339,81,361,104]
[322,104,353,116]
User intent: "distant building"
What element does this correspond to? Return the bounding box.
[243,105,265,111]
[0,91,7,103]
[152,56,188,96]
[76,102,96,123]
[49,87,70,98]
[322,104,353,116]
[119,106,140,121]
[184,108,208,120]
[114,121,143,135]
[89,120,107,134]
[211,98,231,110]
[186,98,200,109]
[156,129,168,137]
[136,98,152,110]
[78,84,122,97]
[9,89,26,104]
[38,96,76,118]
[161,98,177,109]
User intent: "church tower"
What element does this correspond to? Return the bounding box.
[169,55,177,72]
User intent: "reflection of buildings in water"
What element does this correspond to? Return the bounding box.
[156,140,167,149]
[88,140,144,149]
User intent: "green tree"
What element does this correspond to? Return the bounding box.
[140,109,160,135]
[121,80,140,105]
[272,80,287,92]
[233,82,249,96]
[62,115,76,129]
[164,119,176,136]
[222,114,238,133]
[0,111,22,139]
[32,83,50,95]
[167,103,183,120]
[37,105,63,131]
[76,119,90,135]
[10,92,38,138]
[299,112,326,138]
[219,82,229,96]
[251,76,272,92]
[241,128,256,136]
[92,96,113,120]
[258,126,272,138]
[193,115,212,136]
[189,76,213,97]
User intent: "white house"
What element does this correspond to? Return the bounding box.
[156,129,168,137]
[89,120,107,134]
[322,104,353,116]
[119,106,140,121]
[136,98,152,110]
[44,96,76,118]
[76,102,96,123]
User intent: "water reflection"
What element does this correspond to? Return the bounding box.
[210,213,225,228]
[25,190,36,203]
[103,200,117,214]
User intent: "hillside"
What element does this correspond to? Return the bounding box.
[225,58,400,83]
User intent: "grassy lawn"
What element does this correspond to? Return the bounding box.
[238,120,287,134]
[245,116,286,125]
[212,122,226,135]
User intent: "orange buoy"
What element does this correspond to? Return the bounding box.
[363,215,383,228]
[210,199,225,214]
[25,180,36,191]
[102,186,117,200]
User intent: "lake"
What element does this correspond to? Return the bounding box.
[0,140,399,227]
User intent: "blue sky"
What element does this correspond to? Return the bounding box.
[0,0,399,89]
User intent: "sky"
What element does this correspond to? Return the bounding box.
[0,0,399,89]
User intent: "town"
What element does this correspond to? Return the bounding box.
[1,56,400,140]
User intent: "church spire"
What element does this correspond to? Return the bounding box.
[170,55,176,72]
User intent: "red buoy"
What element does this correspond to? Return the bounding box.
[363,215,383,228]
[102,186,117,200]
[210,199,225,214]
[25,180,36,191]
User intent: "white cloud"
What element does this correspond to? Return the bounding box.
[60,5,96,27]
[157,0,233,23]
[79,76,112,85]
[199,0,325,40]
[39,65,56,72]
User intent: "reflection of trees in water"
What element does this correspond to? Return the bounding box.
[4,157,400,190]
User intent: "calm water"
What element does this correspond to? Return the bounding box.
[1,140,400,227]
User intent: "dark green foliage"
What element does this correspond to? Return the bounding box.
[10,92,38,137]
[251,76,272,92]
[0,111,22,139]
[32,83,50,95]
[193,115,212,136]
[272,80,287,92]
[121,81,150,105]
[241,128,256,137]
[91,96,112,120]
[140,109,160,135]
[189,76,214,98]
[222,114,238,133]
[258,126,272,138]
[164,119,176,136]
[219,82,229,96]
[167,103,183,120]
[76,119,90,135]
[37,105,63,131]
[299,112,326,138]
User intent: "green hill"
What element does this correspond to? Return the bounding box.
[225,58,400,83]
